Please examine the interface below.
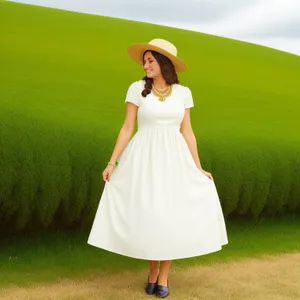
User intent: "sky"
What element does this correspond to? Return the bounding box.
[8,0,300,56]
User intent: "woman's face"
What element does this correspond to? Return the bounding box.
[143,51,161,78]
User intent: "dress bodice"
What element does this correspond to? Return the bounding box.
[125,80,194,131]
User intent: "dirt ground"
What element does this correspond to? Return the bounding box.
[2,252,300,300]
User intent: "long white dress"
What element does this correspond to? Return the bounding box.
[87,80,228,260]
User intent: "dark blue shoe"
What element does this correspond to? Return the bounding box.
[156,281,169,298]
[145,275,158,295]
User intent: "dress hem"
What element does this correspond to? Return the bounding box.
[87,240,228,261]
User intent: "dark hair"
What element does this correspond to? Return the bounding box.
[141,50,179,97]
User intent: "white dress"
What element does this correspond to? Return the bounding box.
[87,80,228,260]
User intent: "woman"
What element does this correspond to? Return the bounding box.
[88,38,228,298]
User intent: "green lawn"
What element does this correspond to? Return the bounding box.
[1,217,300,287]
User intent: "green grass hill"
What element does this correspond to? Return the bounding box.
[1,1,300,232]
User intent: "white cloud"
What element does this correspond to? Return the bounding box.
[8,0,300,55]
[194,0,300,37]
[245,36,300,55]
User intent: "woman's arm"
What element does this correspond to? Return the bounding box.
[108,102,138,164]
[180,108,203,170]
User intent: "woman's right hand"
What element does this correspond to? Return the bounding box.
[102,165,116,182]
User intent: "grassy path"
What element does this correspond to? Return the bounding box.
[1,252,300,300]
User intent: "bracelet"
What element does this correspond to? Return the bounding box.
[108,161,117,167]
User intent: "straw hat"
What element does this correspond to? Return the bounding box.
[127,38,187,72]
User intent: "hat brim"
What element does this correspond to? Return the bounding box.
[127,43,187,72]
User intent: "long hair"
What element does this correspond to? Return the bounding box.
[141,50,179,97]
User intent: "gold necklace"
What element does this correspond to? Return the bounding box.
[152,85,173,102]
[152,84,171,95]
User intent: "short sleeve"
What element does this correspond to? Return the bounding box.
[184,87,194,108]
[125,81,142,107]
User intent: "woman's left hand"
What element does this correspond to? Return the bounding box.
[198,168,214,181]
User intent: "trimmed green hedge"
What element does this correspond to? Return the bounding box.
[1,109,299,232]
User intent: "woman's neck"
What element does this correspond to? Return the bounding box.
[153,77,168,90]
